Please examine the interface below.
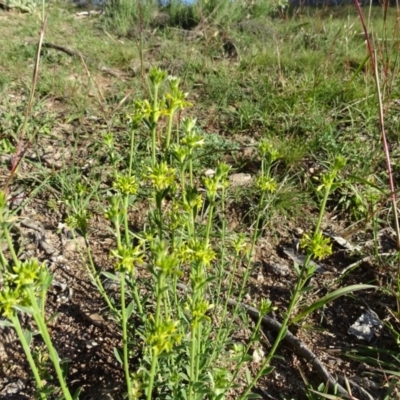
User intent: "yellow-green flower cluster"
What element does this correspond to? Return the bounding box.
[146,317,182,356]
[204,163,231,200]
[300,231,332,261]
[127,70,192,129]
[186,239,216,266]
[113,174,139,196]
[0,259,48,319]
[165,202,189,230]
[65,210,90,234]
[317,155,347,192]
[0,287,21,319]
[13,259,42,288]
[151,241,182,278]
[258,139,280,163]
[165,76,192,115]
[183,188,203,212]
[110,245,143,274]
[149,67,168,87]
[130,372,144,400]
[186,298,213,328]
[231,234,249,257]
[147,162,176,191]
[256,176,277,193]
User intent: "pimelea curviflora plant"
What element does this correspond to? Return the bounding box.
[0,67,375,400]
[99,69,373,400]
[99,68,280,400]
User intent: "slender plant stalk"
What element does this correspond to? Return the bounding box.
[147,272,164,400]
[85,243,118,314]
[26,289,73,400]
[0,219,20,269]
[151,88,159,167]
[189,317,197,400]
[137,0,146,95]
[11,314,46,400]
[2,17,47,195]
[228,308,265,388]
[120,271,133,399]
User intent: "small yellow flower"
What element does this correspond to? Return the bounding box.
[300,231,332,261]
[110,245,143,273]
[113,175,138,196]
[186,298,214,327]
[256,176,277,193]
[187,239,216,266]
[13,259,43,288]
[147,162,176,191]
[0,287,19,319]
[231,234,249,257]
[146,317,182,356]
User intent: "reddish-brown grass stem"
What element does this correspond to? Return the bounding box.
[2,17,48,195]
[353,1,400,310]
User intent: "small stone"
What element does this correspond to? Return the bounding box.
[252,348,265,364]
[267,262,291,276]
[63,236,86,253]
[229,173,253,187]
[204,169,216,177]
[348,310,383,342]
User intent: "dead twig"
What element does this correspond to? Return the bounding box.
[41,42,80,58]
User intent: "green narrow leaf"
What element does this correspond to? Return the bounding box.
[102,271,120,282]
[261,366,274,376]
[125,300,135,320]
[113,347,123,364]
[347,53,370,85]
[293,284,376,323]
[0,320,14,327]
[245,367,251,384]
[14,305,34,315]
[23,329,33,346]
[347,175,386,193]
[73,386,82,400]
[243,394,263,399]
[47,312,60,324]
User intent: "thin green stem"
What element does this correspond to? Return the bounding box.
[189,320,197,400]
[147,351,158,400]
[11,314,46,400]
[147,271,164,399]
[1,220,20,269]
[0,248,8,272]
[128,128,135,177]
[156,194,164,240]
[123,196,130,246]
[85,242,118,315]
[214,186,227,302]
[189,157,194,187]
[166,113,174,153]
[151,86,159,167]
[208,255,239,367]
[27,288,72,400]
[238,255,310,400]
[228,308,265,388]
[120,271,132,399]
